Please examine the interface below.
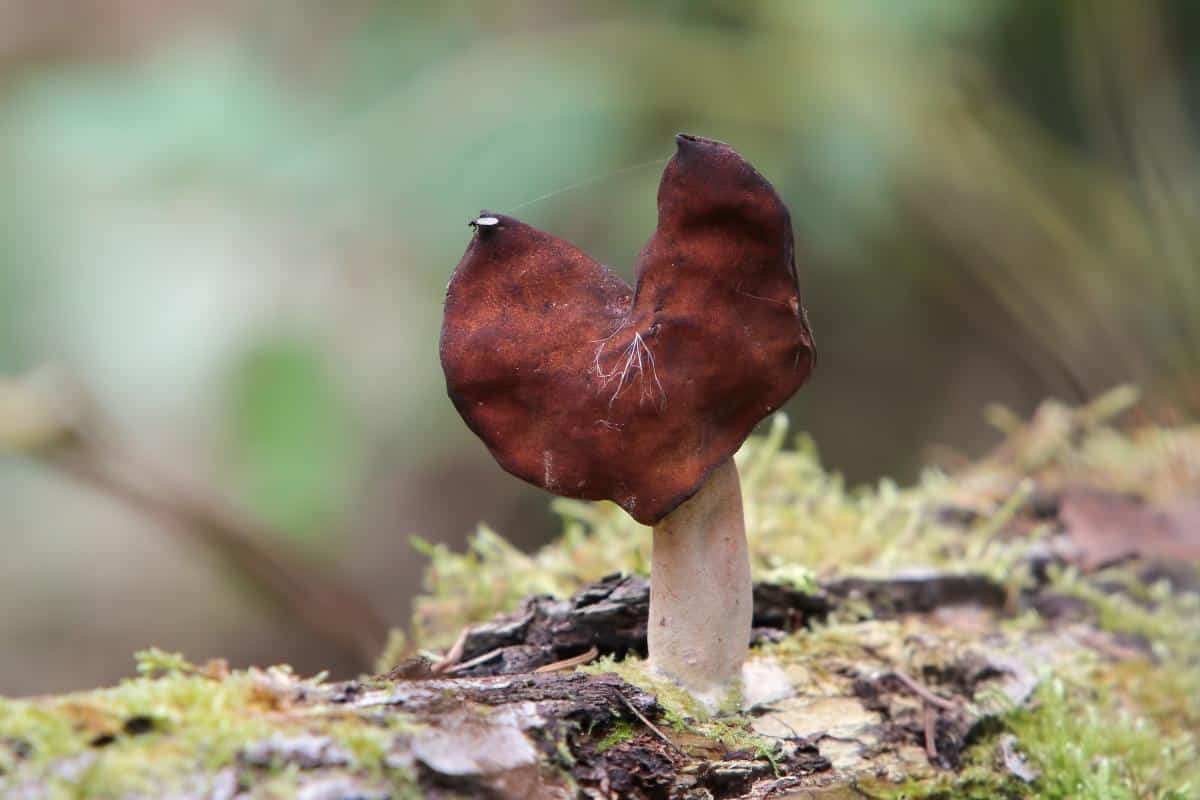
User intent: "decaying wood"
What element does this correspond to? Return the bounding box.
[0,564,1127,799]
[403,567,1013,683]
[1,535,1173,798]
[3,392,1197,799]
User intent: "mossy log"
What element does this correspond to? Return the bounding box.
[2,389,1198,799]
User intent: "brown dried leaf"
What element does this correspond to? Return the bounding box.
[1060,491,1200,571]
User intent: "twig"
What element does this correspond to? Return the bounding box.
[891,671,959,711]
[616,691,681,754]
[923,704,938,760]
[57,452,388,668]
[534,646,600,673]
[444,646,507,675]
[761,714,803,742]
[5,373,388,668]
[430,627,472,674]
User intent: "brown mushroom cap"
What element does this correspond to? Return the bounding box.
[440,134,815,525]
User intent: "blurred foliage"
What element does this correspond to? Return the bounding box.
[226,338,354,541]
[3,0,1200,692]
[3,0,1200,529]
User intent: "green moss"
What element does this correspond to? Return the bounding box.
[581,655,705,724]
[890,674,1199,800]
[249,767,307,800]
[882,538,1200,799]
[554,738,576,767]
[580,655,777,756]
[1010,678,1196,799]
[1050,564,1200,648]
[1,671,262,796]
[132,647,195,678]
[0,659,419,799]
[594,719,638,752]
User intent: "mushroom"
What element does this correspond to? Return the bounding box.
[440,134,815,708]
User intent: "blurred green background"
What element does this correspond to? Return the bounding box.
[2,0,1199,694]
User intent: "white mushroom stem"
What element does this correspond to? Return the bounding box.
[647,458,752,711]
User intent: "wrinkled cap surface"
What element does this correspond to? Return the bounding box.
[440,134,816,525]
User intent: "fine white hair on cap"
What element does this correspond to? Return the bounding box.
[473,215,500,227]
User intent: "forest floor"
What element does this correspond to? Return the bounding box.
[2,387,1198,799]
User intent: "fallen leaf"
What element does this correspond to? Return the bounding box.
[1059,491,1200,570]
